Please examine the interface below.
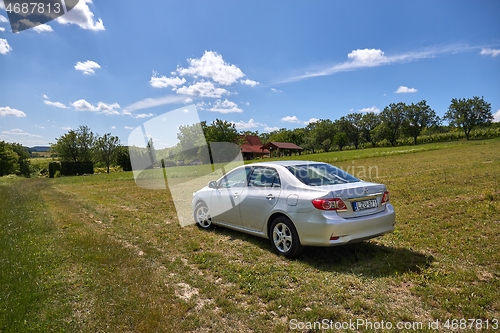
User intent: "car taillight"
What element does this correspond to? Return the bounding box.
[312,197,347,211]
[381,191,389,205]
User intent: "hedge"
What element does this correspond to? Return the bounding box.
[60,161,94,176]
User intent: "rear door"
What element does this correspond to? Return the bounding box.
[239,167,281,231]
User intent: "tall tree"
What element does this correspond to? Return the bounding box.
[338,113,363,149]
[312,119,336,152]
[95,133,121,173]
[360,112,381,147]
[445,96,493,140]
[379,102,406,146]
[52,125,96,162]
[76,125,96,162]
[404,100,439,145]
[203,119,239,144]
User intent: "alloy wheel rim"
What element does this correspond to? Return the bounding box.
[273,222,292,253]
[196,206,211,227]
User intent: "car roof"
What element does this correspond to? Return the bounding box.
[247,160,328,167]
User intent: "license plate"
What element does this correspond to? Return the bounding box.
[353,199,378,211]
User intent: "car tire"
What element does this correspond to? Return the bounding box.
[269,216,303,258]
[194,202,214,229]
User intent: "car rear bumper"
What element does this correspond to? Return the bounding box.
[291,203,396,246]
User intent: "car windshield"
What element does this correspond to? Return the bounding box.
[286,164,360,186]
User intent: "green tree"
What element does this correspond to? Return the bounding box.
[445,96,493,140]
[76,125,96,162]
[311,119,335,152]
[95,133,121,173]
[203,119,239,144]
[0,141,20,176]
[360,112,381,147]
[0,141,30,177]
[404,100,439,145]
[116,146,132,171]
[52,130,79,161]
[379,102,406,146]
[338,113,363,149]
[52,125,96,162]
[333,132,348,151]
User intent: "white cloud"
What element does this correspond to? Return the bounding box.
[44,100,67,109]
[0,106,26,117]
[348,49,387,66]
[395,86,418,94]
[305,118,319,125]
[71,99,121,115]
[0,14,8,22]
[209,99,243,113]
[240,79,259,87]
[177,51,245,85]
[281,115,300,123]
[493,109,500,123]
[71,99,94,111]
[0,27,5,32]
[0,38,12,55]
[264,126,280,132]
[75,60,101,75]
[271,88,282,93]
[231,118,265,130]
[133,113,154,119]
[359,106,381,113]
[2,129,42,138]
[61,127,72,131]
[480,48,500,57]
[43,94,49,99]
[35,125,45,129]
[176,81,229,98]
[184,97,193,104]
[111,126,116,129]
[56,0,104,31]
[124,95,187,113]
[33,24,54,33]
[124,126,135,130]
[279,44,478,83]
[150,74,186,88]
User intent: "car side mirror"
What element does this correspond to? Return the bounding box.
[208,181,218,189]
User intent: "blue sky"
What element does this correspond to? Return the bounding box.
[1,0,499,147]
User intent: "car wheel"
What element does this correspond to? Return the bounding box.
[194,202,213,229]
[270,216,303,258]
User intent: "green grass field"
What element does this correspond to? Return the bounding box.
[1,139,499,332]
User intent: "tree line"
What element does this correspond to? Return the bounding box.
[254,96,495,153]
[51,125,128,173]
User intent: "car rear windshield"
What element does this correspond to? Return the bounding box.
[286,164,360,186]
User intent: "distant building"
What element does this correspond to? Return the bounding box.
[240,135,269,160]
[260,142,303,157]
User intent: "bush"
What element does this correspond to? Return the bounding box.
[49,162,61,178]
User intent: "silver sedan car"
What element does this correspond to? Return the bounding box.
[192,161,395,258]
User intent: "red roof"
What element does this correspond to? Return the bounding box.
[240,135,269,153]
[261,142,303,150]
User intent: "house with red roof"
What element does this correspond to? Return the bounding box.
[260,142,303,158]
[240,135,269,160]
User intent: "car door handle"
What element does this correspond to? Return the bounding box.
[265,194,275,200]
[233,193,239,198]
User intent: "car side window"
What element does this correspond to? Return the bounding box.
[248,167,280,187]
[218,168,248,188]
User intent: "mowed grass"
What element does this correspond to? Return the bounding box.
[1,139,499,332]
